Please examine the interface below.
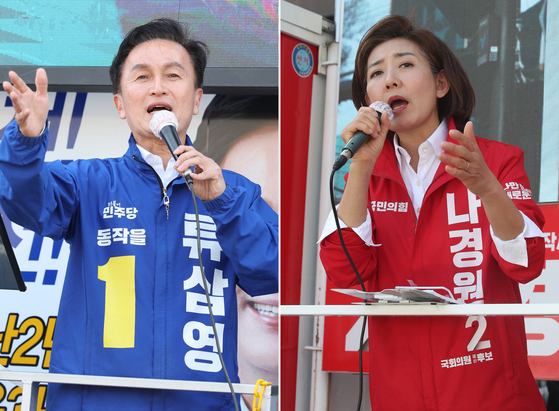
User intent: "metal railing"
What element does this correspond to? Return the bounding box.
[0,371,274,411]
[281,302,559,317]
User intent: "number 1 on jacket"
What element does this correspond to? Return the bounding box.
[98,256,136,348]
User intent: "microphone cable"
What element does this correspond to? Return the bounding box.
[328,167,369,411]
[183,174,240,411]
[149,111,240,409]
[327,103,392,409]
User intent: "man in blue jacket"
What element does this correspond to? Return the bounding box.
[0,18,278,411]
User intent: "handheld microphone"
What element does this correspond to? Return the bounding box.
[332,101,394,172]
[149,110,193,183]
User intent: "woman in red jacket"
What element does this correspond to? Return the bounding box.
[319,15,546,410]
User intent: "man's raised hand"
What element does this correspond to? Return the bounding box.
[2,68,49,137]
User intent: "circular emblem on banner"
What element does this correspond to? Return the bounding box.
[292,43,313,78]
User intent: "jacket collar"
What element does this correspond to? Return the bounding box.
[125,134,195,159]
[124,134,194,187]
[373,117,460,192]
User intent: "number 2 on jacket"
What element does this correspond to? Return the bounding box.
[98,256,136,348]
[466,315,491,352]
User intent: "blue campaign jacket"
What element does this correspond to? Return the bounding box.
[0,120,278,410]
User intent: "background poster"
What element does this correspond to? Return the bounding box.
[0,90,278,410]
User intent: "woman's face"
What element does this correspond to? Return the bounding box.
[365,37,448,140]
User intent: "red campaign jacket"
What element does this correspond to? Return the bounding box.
[320,119,546,411]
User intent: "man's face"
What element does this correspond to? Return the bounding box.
[113,39,203,142]
[221,125,278,212]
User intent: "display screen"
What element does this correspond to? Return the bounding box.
[0,0,278,91]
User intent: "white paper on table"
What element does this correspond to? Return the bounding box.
[332,286,461,304]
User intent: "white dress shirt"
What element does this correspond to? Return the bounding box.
[137,145,180,188]
[395,119,448,218]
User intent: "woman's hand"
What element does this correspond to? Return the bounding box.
[340,107,391,173]
[439,121,524,240]
[438,121,500,198]
[337,107,391,227]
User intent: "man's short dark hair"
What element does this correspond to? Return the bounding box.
[109,18,209,94]
[194,95,278,166]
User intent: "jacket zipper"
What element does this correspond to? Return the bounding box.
[162,186,170,219]
[133,154,172,219]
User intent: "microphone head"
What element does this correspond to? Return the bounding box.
[149,110,178,138]
[370,101,394,121]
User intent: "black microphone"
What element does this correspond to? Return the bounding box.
[149,110,193,183]
[332,101,394,172]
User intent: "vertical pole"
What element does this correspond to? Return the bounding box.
[491,0,517,142]
[311,35,341,410]
[20,380,39,411]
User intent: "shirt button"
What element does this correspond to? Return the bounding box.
[422,146,428,152]
[416,180,421,186]
[417,207,421,214]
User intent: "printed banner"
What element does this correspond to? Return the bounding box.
[0,90,278,410]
